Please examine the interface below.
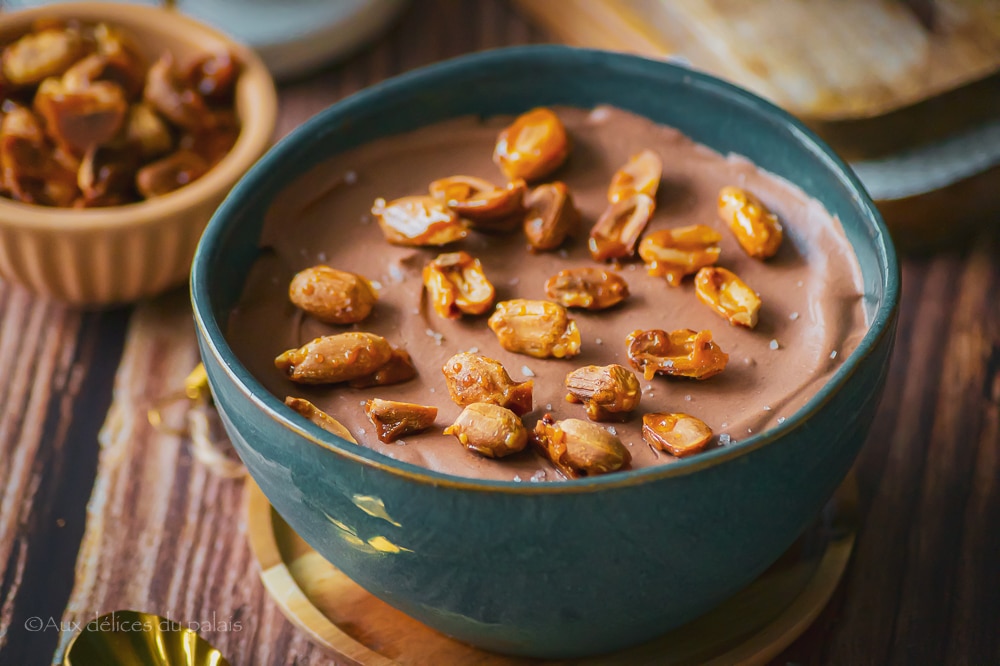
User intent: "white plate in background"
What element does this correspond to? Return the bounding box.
[3,0,408,79]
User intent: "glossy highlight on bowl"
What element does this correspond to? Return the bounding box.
[192,46,899,658]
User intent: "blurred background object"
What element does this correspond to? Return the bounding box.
[0,2,277,304]
[515,0,1000,251]
[6,0,991,251]
[4,0,408,79]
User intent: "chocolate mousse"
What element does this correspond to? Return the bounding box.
[226,106,867,482]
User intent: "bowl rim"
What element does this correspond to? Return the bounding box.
[0,1,277,232]
[192,45,901,495]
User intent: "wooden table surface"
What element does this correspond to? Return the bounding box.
[1,1,998,664]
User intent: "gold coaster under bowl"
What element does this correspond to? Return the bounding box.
[244,475,858,665]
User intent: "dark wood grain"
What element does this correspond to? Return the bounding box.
[49,290,327,666]
[0,1,997,665]
[0,284,129,663]
[775,232,1000,666]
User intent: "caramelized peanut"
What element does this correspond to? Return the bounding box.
[372,195,468,246]
[626,329,728,381]
[533,415,631,478]
[493,107,569,182]
[0,106,51,179]
[363,398,437,443]
[608,149,662,204]
[694,266,761,328]
[523,181,579,251]
[289,265,378,325]
[441,352,533,416]
[285,396,356,442]
[135,149,208,198]
[565,364,641,421]
[1,105,45,140]
[275,332,393,384]
[428,175,525,226]
[422,251,495,319]
[444,402,527,458]
[61,54,105,90]
[545,267,629,310]
[90,23,146,98]
[179,109,239,167]
[186,51,240,105]
[63,52,145,100]
[143,51,211,131]
[488,299,581,359]
[719,186,783,259]
[638,224,722,287]
[642,413,713,458]
[2,27,84,86]
[51,144,81,173]
[349,348,418,388]
[78,141,140,202]
[125,102,172,159]
[5,168,78,207]
[0,106,79,206]
[588,193,655,261]
[34,78,128,154]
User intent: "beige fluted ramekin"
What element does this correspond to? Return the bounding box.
[0,3,277,306]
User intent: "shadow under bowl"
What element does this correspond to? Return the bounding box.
[191,46,899,659]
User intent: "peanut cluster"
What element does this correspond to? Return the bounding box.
[277,107,789,477]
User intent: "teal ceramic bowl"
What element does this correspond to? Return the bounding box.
[191,46,899,658]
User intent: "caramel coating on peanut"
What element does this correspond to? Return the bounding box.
[372,195,468,246]
[565,364,641,421]
[589,193,655,261]
[493,107,569,182]
[126,103,172,159]
[718,186,783,259]
[289,265,378,325]
[363,398,437,443]
[144,52,211,132]
[643,413,713,458]
[444,402,527,458]
[429,175,525,225]
[533,415,631,478]
[608,149,662,204]
[2,27,84,86]
[422,251,496,319]
[0,107,81,206]
[626,329,728,381]
[36,77,128,155]
[487,299,581,359]
[348,348,417,388]
[135,149,208,199]
[285,396,356,442]
[638,225,722,287]
[523,181,579,251]
[694,266,761,328]
[441,352,533,416]
[275,332,393,384]
[545,267,629,311]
